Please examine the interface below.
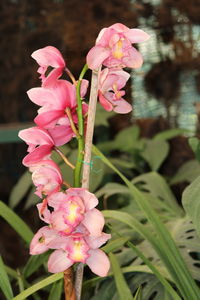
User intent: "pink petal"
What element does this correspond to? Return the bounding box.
[30,226,57,255]
[43,68,63,88]
[34,110,64,128]
[80,79,89,98]
[124,29,150,43]
[66,188,98,211]
[48,249,73,273]
[122,47,143,69]
[86,233,111,249]
[31,46,65,68]
[22,145,52,166]
[82,209,105,236]
[99,92,113,112]
[111,99,132,114]
[86,46,110,70]
[110,23,129,33]
[47,191,67,210]
[86,249,110,277]
[48,125,74,146]
[18,127,54,146]
[27,88,57,107]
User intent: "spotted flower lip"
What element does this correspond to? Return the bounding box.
[86,23,150,70]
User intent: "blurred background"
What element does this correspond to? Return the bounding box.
[0,0,200,269]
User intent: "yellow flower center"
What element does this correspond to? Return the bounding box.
[112,40,124,59]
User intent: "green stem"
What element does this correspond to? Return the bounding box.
[74,64,88,187]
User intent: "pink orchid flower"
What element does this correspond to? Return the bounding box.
[87,23,150,70]
[37,189,102,236]
[27,79,88,131]
[99,68,132,113]
[47,234,111,277]
[29,160,63,197]
[18,126,72,166]
[31,46,66,87]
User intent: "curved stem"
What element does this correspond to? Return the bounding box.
[54,147,75,169]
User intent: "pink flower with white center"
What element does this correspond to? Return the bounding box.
[27,79,88,131]
[98,68,132,113]
[29,160,63,198]
[31,46,66,87]
[18,126,73,166]
[47,234,111,277]
[87,23,150,70]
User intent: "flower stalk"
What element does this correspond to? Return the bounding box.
[75,67,101,300]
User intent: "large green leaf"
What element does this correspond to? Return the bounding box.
[182,175,200,237]
[141,140,169,171]
[170,160,200,185]
[9,171,32,208]
[188,137,200,162]
[0,256,14,300]
[132,172,183,216]
[109,253,133,300]
[153,128,188,141]
[0,201,33,243]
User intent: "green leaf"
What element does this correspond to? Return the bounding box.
[141,140,169,171]
[182,175,200,237]
[48,279,63,300]
[102,237,130,253]
[170,160,200,185]
[23,252,49,278]
[153,129,188,141]
[0,201,33,243]
[93,145,200,299]
[0,256,14,300]
[132,172,183,216]
[89,154,106,192]
[133,286,142,300]
[13,273,63,300]
[188,137,200,162]
[96,183,130,199]
[95,103,115,126]
[109,253,133,300]
[114,126,140,152]
[9,171,32,208]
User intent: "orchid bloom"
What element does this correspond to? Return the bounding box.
[18,126,74,166]
[27,79,88,131]
[98,68,132,113]
[30,187,111,277]
[29,160,63,197]
[31,46,66,87]
[47,235,110,277]
[37,189,101,235]
[87,23,150,70]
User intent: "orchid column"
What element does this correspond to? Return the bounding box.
[19,23,149,300]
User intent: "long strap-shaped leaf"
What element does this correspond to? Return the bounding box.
[109,253,133,300]
[12,273,63,300]
[0,256,14,300]
[93,145,200,299]
[0,201,33,244]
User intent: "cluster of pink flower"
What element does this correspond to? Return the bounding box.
[19,23,149,277]
[87,23,150,113]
